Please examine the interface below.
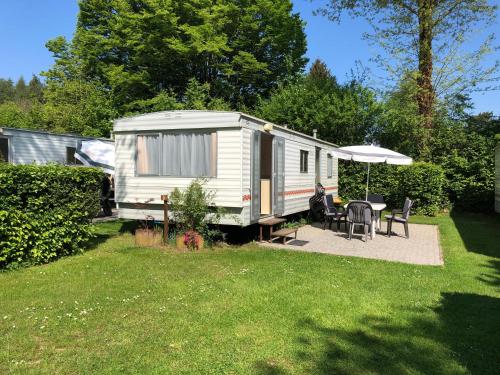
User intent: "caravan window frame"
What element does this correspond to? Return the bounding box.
[327,154,333,178]
[134,130,218,178]
[300,149,309,173]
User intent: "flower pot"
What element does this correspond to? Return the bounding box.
[177,231,204,250]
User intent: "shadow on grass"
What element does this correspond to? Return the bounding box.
[450,211,500,258]
[256,293,500,374]
[86,220,137,250]
[478,259,500,289]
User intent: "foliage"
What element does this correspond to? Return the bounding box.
[42,78,118,137]
[0,76,44,106]
[0,76,46,130]
[397,162,447,216]
[0,164,103,268]
[339,161,446,216]
[283,217,308,229]
[373,73,429,159]
[169,179,223,234]
[0,101,42,130]
[45,0,307,111]
[371,77,496,212]
[429,117,495,212]
[255,65,380,145]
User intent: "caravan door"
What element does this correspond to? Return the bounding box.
[273,136,285,216]
[250,131,261,222]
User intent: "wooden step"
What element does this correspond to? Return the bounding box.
[271,227,298,244]
[259,217,285,226]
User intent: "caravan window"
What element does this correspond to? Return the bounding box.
[136,134,160,175]
[327,154,333,178]
[300,150,308,173]
[0,138,8,163]
[66,147,83,165]
[162,131,217,177]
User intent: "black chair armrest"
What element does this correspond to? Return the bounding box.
[391,209,403,215]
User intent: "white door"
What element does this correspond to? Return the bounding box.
[250,131,261,222]
[273,136,285,216]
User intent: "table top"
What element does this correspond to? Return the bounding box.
[344,202,387,211]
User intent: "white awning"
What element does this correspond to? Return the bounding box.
[331,145,412,165]
[75,140,115,174]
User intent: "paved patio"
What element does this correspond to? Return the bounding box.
[260,222,443,266]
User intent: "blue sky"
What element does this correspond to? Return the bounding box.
[0,0,498,114]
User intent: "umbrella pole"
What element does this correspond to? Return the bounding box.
[365,163,370,201]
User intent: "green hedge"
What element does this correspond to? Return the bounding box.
[0,164,103,268]
[338,161,446,216]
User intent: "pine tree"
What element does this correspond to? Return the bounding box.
[28,75,44,102]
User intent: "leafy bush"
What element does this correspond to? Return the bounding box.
[339,161,446,216]
[169,179,223,237]
[0,164,103,268]
[398,163,446,215]
[430,120,495,212]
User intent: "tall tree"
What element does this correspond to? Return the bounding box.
[317,0,498,131]
[308,58,336,84]
[14,77,28,102]
[46,0,307,111]
[28,75,45,103]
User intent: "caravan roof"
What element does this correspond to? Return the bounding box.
[113,110,338,148]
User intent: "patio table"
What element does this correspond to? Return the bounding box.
[344,202,386,238]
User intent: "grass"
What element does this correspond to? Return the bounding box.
[1,212,499,374]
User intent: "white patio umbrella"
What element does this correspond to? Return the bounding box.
[75,140,115,174]
[331,144,412,200]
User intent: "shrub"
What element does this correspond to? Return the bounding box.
[398,162,446,215]
[169,179,223,241]
[430,123,495,212]
[338,161,446,216]
[0,164,103,268]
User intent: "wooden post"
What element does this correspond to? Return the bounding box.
[161,194,169,245]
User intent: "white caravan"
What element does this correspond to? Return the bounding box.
[113,111,339,226]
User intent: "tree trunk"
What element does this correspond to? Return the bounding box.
[417,0,435,130]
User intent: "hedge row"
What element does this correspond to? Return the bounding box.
[0,164,103,268]
[338,161,446,216]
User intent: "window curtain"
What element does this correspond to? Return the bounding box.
[136,135,159,175]
[327,155,333,178]
[162,132,213,177]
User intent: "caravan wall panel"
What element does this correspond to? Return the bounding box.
[3,129,103,165]
[281,138,338,216]
[114,129,244,222]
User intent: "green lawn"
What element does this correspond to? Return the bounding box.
[1,213,499,374]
